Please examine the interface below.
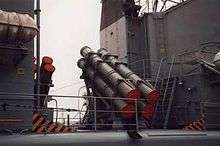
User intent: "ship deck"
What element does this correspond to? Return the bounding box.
[0,130,220,146]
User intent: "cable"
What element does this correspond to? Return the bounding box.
[50,81,84,93]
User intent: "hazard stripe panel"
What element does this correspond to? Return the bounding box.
[32,112,76,134]
[183,117,206,131]
[36,121,50,133]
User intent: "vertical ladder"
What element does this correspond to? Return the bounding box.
[151,58,166,127]
[152,56,176,128]
[161,56,175,117]
[163,77,177,129]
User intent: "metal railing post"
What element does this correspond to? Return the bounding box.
[94,98,97,131]
[135,99,139,131]
[43,95,49,135]
[67,114,70,127]
[78,98,82,124]
[54,99,58,124]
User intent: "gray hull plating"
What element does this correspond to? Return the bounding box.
[0,130,220,146]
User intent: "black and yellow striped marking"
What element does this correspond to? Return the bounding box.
[184,117,206,131]
[32,112,75,134]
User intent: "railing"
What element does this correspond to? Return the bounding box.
[129,58,164,81]
[0,92,148,132]
[177,44,220,77]
[129,46,220,84]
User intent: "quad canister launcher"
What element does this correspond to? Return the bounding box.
[78,46,160,129]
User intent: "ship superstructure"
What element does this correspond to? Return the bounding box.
[0,0,36,131]
[99,0,220,130]
[0,0,220,146]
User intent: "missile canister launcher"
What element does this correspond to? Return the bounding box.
[78,46,161,129]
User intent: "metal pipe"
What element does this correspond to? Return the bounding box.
[35,0,41,108]
[97,48,159,104]
[80,46,140,100]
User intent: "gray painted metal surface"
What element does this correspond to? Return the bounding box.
[126,17,151,79]
[0,0,34,16]
[146,0,220,76]
[100,1,151,78]
[164,0,220,59]
[0,130,220,146]
[100,16,128,63]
